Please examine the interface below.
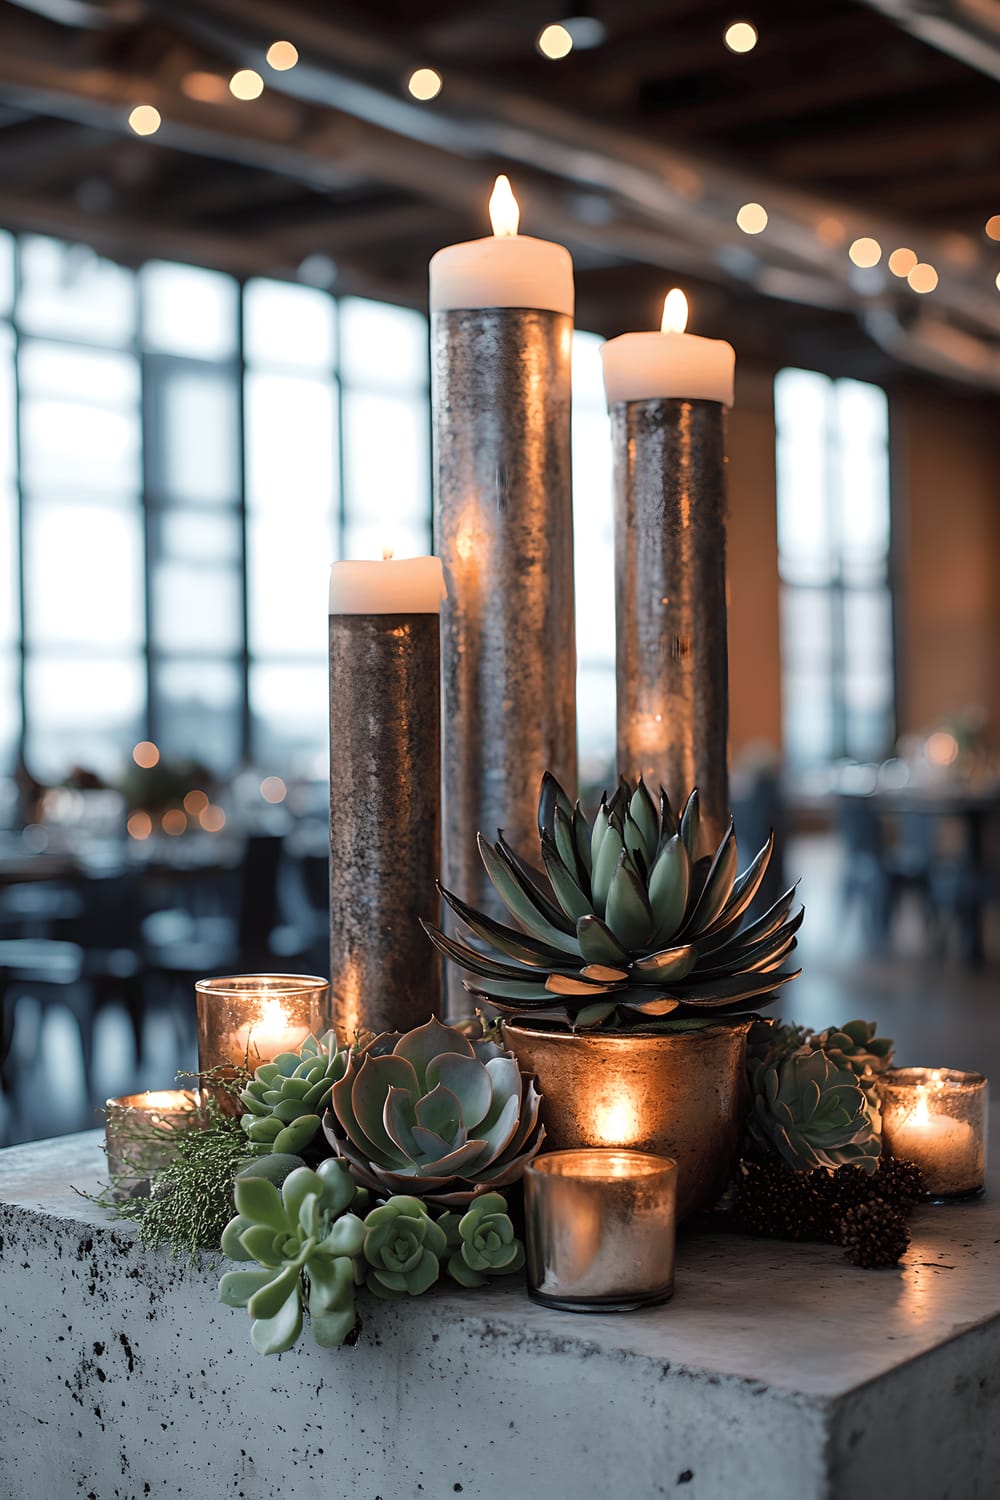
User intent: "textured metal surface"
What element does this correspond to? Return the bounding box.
[502,1019,750,1222]
[613,396,730,851]
[432,307,577,1010]
[329,613,441,1037]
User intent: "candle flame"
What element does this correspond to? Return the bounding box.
[661,288,688,334]
[381,544,395,561]
[912,1085,931,1127]
[592,1095,643,1146]
[489,174,520,238]
[258,997,289,1030]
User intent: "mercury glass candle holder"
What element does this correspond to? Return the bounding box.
[524,1149,677,1312]
[195,974,330,1078]
[104,1090,205,1199]
[881,1068,988,1201]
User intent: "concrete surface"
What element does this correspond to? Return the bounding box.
[0,1128,997,1500]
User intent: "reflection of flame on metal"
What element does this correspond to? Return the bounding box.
[592,1096,643,1146]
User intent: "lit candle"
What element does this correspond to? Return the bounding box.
[881,1068,987,1200]
[230,995,309,1064]
[524,1149,677,1312]
[429,174,574,314]
[329,548,443,1035]
[601,289,734,848]
[600,289,735,406]
[195,975,330,1074]
[104,1090,205,1198]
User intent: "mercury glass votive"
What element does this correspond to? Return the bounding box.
[195,974,330,1077]
[881,1068,988,1201]
[104,1090,204,1199]
[524,1149,677,1312]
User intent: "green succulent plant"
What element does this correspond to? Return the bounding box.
[439,1192,525,1288]
[219,1158,364,1354]
[808,1020,894,1091]
[747,1048,881,1174]
[323,1015,545,1207]
[746,1018,810,1071]
[423,773,802,1029]
[361,1196,448,1298]
[239,1032,349,1157]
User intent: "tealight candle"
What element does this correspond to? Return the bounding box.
[524,1149,677,1312]
[881,1068,987,1200]
[104,1090,205,1199]
[195,974,330,1076]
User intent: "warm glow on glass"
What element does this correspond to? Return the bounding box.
[816,216,845,246]
[592,1095,643,1147]
[736,201,767,234]
[724,20,758,52]
[132,740,160,769]
[260,776,287,804]
[849,236,881,268]
[995,271,1000,292]
[490,174,520,237]
[537,22,574,58]
[229,69,264,100]
[985,214,1000,241]
[926,730,959,767]
[162,808,187,837]
[381,543,395,561]
[199,805,226,832]
[180,72,228,103]
[888,247,917,278]
[407,67,443,100]
[266,40,299,71]
[183,789,209,815]
[127,810,152,841]
[660,287,689,333]
[907,261,938,294]
[128,105,161,137]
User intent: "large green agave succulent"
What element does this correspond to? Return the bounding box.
[423,773,802,1029]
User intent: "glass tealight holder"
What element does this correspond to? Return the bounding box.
[524,1149,677,1313]
[880,1068,988,1201]
[104,1090,205,1199]
[195,974,330,1081]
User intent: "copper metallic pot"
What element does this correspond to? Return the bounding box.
[502,1019,752,1222]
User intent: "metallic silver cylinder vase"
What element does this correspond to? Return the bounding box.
[612,396,729,851]
[329,614,441,1037]
[432,307,577,1007]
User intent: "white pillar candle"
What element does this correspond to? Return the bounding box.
[600,289,735,406]
[329,553,446,615]
[429,175,574,315]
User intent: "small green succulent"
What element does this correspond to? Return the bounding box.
[808,1020,894,1092]
[439,1192,525,1288]
[746,1018,809,1071]
[219,1158,364,1353]
[240,1032,349,1157]
[748,1048,881,1174]
[361,1196,448,1299]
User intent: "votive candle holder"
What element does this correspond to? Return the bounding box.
[881,1067,988,1201]
[195,974,330,1077]
[524,1148,677,1312]
[104,1090,204,1199]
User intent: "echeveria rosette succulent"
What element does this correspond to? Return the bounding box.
[323,1016,545,1207]
[361,1196,448,1299]
[239,1031,349,1158]
[219,1158,364,1353]
[747,1048,881,1175]
[422,773,802,1030]
[808,1020,894,1092]
[439,1192,525,1288]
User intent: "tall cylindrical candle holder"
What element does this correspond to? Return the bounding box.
[329,557,444,1037]
[602,294,735,852]
[430,179,577,1008]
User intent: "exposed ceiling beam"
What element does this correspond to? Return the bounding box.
[856,0,1000,81]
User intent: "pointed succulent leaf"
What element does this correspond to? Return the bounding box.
[576,913,630,967]
[632,943,696,982]
[658,786,677,845]
[572,803,593,880]
[572,1001,619,1028]
[218,1267,274,1308]
[617,994,681,1018]
[537,771,575,846]
[629,779,660,863]
[496,835,578,932]
[436,887,574,966]
[553,805,588,892]
[220,1214,255,1262]
[250,1291,303,1356]
[604,854,654,949]
[680,789,700,859]
[591,822,625,916]
[681,820,738,936]
[247,1264,301,1324]
[234,1176,288,1233]
[590,799,611,870]
[647,835,691,947]
[545,973,621,996]
[478,836,580,952]
[540,835,593,923]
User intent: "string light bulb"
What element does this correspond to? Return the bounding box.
[724,21,758,53]
[849,237,882,268]
[984,215,1000,241]
[265,40,298,71]
[907,262,938,294]
[128,105,161,136]
[229,69,264,100]
[736,201,767,234]
[537,23,574,58]
[407,67,442,100]
[132,740,160,769]
[888,247,917,278]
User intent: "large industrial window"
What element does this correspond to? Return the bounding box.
[774,367,895,769]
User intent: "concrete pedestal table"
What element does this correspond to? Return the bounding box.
[0,1130,998,1500]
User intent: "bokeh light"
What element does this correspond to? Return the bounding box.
[229,69,264,100]
[183,789,209,816]
[132,740,160,769]
[260,776,287,804]
[127,811,152,841]
[537,23,574,58]
[266,41,299,71]
[407,67,443,100]
[907,262,938,294]
[199,805,227,833]
[162,809,187,837]
[724,21,758,53]
[736,202,767,234]
[888,247,917,278]
[128,105,161,137]
[849,237,881,268]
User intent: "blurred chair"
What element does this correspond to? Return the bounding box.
[0,938,88,1095]
[836,796,935,948]
[731,767,787,917]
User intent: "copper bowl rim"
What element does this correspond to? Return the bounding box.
[501,1016,755,1046]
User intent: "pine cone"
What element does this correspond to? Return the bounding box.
[734,1160,839,1242]
[840,1198,910,1268]
[876,1156,926,1210]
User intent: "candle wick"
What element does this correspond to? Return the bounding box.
[382,546,395,562]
